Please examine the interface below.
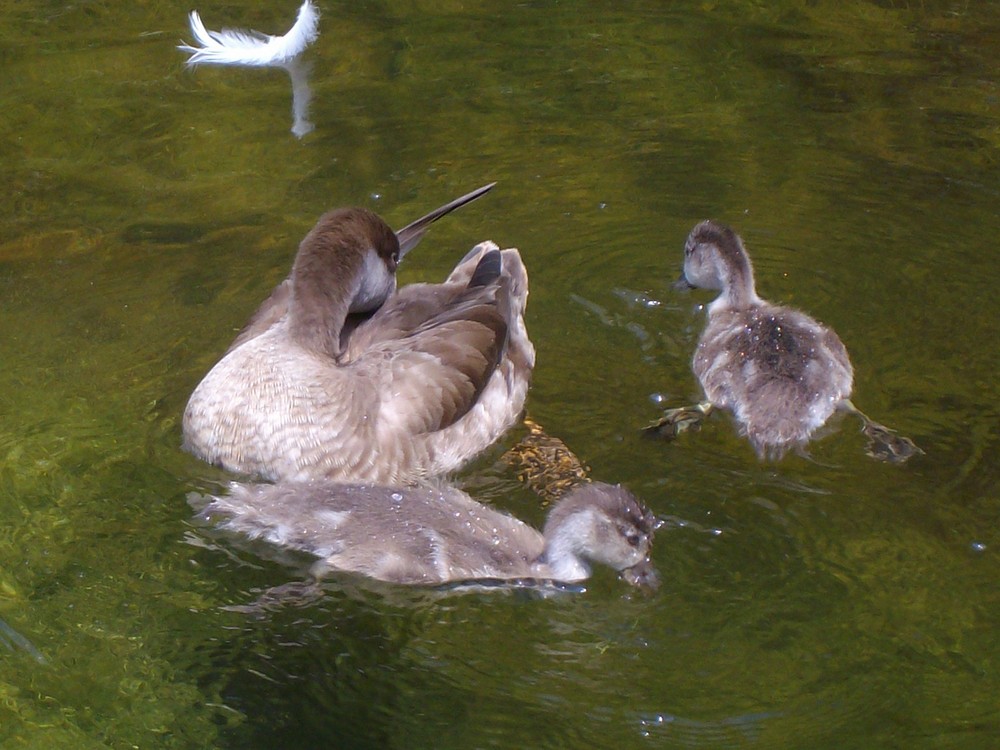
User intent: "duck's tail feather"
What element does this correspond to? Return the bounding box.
[467,249,502,288]
[179,0,320,67]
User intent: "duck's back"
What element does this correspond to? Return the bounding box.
[694,303,853,456]
[198,482,546,585]
[348,245,533,472]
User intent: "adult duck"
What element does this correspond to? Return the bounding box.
[183,184,534,482]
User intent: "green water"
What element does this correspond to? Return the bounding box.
[1,1,998,747]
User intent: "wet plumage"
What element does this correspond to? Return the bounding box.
[648,220,919,462]
[193,481,657,587]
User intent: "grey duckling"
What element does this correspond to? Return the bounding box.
[193,481,658,588]
[183,184,534,483]
[646,220,920,463]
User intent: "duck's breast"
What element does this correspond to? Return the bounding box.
[183,324,386,481]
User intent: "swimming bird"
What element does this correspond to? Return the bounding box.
[646,220,920,463]
[193,480,658,588]
[183,183,534,483]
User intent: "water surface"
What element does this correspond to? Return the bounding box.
[1,1,997,748]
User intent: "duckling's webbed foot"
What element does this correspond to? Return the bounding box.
[842,399,923,464]
[643,402,714,440]
[861,421,923,464]
[221,580,325,616]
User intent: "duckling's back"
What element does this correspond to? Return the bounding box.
[196,482,547,585]
[695,303,853,457]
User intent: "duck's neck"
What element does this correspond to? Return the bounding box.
[710,248,760,313]
[287,245,364,360]
[536,511,594,582]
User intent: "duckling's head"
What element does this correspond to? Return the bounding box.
[680,220,759,310]
[289,207,400,356]
[542,482,657,580]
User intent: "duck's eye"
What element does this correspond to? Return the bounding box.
[625,531,642,547]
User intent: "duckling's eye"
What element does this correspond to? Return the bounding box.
[625,531,643,547]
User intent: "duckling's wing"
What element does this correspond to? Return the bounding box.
[224,279,292,355]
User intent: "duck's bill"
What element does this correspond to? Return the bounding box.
[620,557,660,591]
[673,271,696,291]
[396,182,497,259]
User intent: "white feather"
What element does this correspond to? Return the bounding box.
[178,0,320,67]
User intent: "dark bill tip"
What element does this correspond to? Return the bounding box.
[673,272,695,291]
[621,558,660,591]
[396,182,497,259]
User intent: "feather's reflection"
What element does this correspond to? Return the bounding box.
[282,58,314,138]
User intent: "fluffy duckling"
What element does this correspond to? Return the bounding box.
[193,481,658,588]
[183,184,534,483]
[646,220,920,463]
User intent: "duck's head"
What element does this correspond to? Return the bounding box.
[542,482,658,582]
[287,208,399,356]
[294,207,400,315]
[678,220,759,310]
[287,183,496,357]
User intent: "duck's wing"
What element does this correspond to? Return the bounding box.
[346,248,510,434]
[224,279,292,355]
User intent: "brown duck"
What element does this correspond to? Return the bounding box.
[183,184,534,482]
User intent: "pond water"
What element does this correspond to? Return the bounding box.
[2,1,998,748]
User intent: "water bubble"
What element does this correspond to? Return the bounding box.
[390,492,403,502]
[970,541,987,553]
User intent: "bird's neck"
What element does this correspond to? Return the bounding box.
[537,512,594,582]
[288,254,364,359]
[711,252,760,313]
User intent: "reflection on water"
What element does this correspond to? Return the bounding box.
[284,59,315,138]
[1,1,998,748]
[0,616,46,664]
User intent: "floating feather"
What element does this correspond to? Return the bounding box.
[179,0,319,67]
